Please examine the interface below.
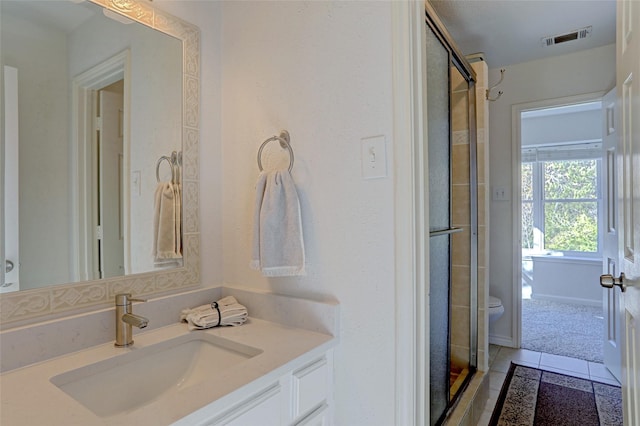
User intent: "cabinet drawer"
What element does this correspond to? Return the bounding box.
[292,357,329,418]
[207,383,283,426]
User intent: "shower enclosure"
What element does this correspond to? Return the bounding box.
[425,5,479,425]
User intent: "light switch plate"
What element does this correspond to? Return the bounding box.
[492,186,509,201]
[361,135,387,179]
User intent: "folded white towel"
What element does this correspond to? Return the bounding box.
[250,170,305,276]
[153,182,182,263]
[180,296,248,330]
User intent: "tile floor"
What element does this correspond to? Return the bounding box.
[475,345,620,425]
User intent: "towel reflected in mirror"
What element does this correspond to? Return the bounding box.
[153,181,182,264]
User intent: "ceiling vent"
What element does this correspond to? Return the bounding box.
[542,26,592,47]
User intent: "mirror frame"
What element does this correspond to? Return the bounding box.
[0,0,200,327]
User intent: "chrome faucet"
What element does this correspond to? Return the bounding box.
[114,293,149,347]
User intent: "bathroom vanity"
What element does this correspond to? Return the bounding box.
[0,1,340,424]
[0,287,339,425]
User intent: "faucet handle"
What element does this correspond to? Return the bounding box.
[115,293,148,305]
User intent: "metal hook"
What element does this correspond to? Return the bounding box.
[156,151,181,183]
[486,68,505,101]
[257,130,294,172]
[156,156,172,183]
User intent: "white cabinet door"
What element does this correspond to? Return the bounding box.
[175,352,333,426]
[97,89,125,279]
[602,87,623,382]
[294,404,329,426]
[292,357,329,419]
[615,0,640,423]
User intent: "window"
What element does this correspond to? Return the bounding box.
[522,144,602,257]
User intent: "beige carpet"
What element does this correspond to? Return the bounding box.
[521,298,603,362]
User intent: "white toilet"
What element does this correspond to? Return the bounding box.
[488,296,504,323]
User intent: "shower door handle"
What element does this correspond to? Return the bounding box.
[600,273,626,292]
[5,260,14,273]
[429,228,463,237]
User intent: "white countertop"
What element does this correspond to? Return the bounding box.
[0,317,337,425]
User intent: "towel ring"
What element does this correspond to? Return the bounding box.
[156,155,174,183]
[257,130,294,172]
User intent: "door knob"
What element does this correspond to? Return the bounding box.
[5,260,14,273]
[600,273,626,292]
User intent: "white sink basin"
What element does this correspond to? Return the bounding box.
[50,332,262,417]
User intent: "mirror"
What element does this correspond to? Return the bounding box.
[0,0,200,325]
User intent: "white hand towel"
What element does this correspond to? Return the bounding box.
[153,182,182,263]
[250,170,305,276]
[180,296,248,330]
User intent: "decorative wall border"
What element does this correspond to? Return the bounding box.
[0,0,201,327]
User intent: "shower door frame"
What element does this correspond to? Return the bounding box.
[390,2,479,425]
[425,6,479,423]
[391,0,477,425]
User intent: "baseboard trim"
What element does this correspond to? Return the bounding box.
[489,335,515,347]
[530,294,601,307]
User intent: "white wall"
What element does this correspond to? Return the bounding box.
[156,2,396,424]
[488,44,616,345]
[218,2,396,425]
[521,109,601,146]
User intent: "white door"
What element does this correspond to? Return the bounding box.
[3,66,20,293]
[602,87,623,382]
[97,89,125,278]
[613,0,640,423]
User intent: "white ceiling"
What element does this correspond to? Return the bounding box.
[3,1,616,70]
[1,1,97,34]
[429,0,617,68]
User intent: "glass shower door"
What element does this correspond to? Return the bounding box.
[426,22,453,426]
[425,14,478,425]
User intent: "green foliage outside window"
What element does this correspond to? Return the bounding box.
[544,160,597,199]
[544,202,598,252]
[521,159,599,253]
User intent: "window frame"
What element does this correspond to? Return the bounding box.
[521,146,603,259]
